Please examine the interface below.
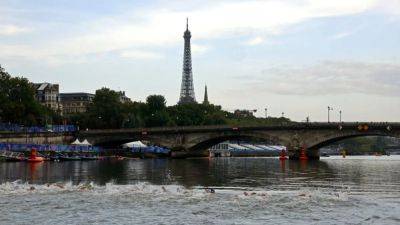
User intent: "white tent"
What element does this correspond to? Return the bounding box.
[122,141,147,148]
[71,139,82,145]
[80,139,92,146]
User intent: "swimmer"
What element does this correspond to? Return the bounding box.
[54,183,65,189]
[205,188,215,193]
[243,192,249,196]
[29,186,35,191]
[78,183,93,191]
[161,186,167,192]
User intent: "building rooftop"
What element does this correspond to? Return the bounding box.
[60,92,95,96]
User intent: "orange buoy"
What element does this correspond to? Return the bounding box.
[27,148,44,163]
[279,149,288,160]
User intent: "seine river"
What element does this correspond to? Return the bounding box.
[1,156,400,225]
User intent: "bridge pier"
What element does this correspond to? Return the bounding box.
[307,149,320,160]
[288,147,320,160]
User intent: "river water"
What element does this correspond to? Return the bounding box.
[0,156,399,225]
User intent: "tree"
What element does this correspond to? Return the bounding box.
[121,101,147,128]
[63,92,293,129]
[0,66,53,125]
[146,95,166,112]
[85,88,124,129]
[167,103,228,126]
[143,95,171,127]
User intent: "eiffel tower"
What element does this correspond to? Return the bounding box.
[178,18,196,104]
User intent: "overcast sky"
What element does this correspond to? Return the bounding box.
[0,0,399,122]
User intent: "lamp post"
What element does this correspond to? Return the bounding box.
[339,110,342,123]
[327,106,333,123]
[281,112,285,118]
[265,108,268,118]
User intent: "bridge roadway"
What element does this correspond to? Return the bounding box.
[1,122,399,160]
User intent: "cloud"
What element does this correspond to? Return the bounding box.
[330,32,352,40]
[374,0,400,15]
[0,25,30,36]
[191,44,209,55]
[244,61,400,96]
[245,36,264,46]
[0,0,382,62]
[119,50,163,60]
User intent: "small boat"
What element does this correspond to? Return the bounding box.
[59,155,81,161]
[0,151,25,162]
[5,156,25,162]
[80,156,99,160]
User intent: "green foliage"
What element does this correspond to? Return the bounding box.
[79,88,125,129]
[146,95,166,112]
[0,65,56,125]
[71,88,291,129]
[167,103,227,126]
[0,65,292,129]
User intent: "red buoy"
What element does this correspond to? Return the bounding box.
[27,148,44,163]
[279,149,288,160]
[299,146,308,160]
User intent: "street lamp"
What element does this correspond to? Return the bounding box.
[264,108,268,118]
[339,110,342,123]
[327,106,333,123]
[281,112,285,118]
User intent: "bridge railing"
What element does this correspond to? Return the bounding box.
[79,122,400,134]
[0,123,77,134]
[0,142,100,152]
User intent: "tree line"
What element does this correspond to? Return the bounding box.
[69,88,291,130]
[0,66,61,126]
[0,65,290,129]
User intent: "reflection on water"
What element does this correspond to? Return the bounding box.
[1,156,400,192]
[1,156,400,225]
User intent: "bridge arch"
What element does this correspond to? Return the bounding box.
[80,135,171,148]
[187,131,288,152]
[307,132,398,150]
[189,135,270,152]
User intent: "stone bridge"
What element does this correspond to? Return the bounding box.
[1,123,399,160]
[78,122,400,159]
